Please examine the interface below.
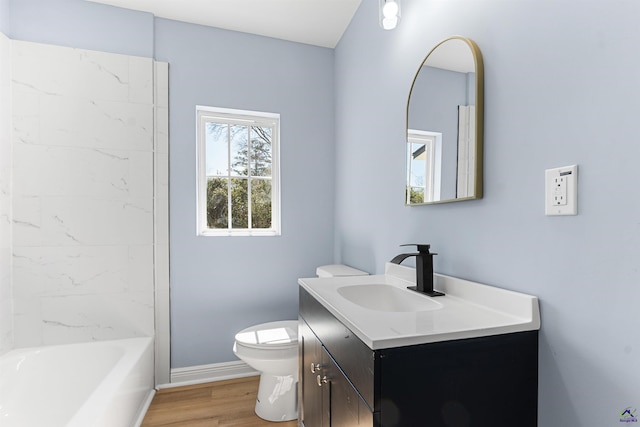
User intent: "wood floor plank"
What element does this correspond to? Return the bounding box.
[151,418,220,427]
[141,376,298,427]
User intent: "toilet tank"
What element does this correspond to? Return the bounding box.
[315,264,369,278]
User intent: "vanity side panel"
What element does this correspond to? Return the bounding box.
[377,331,538,427]
[299,287,376,410]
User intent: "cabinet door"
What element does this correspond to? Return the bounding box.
[323,348,373,427]
[300,319,326,427]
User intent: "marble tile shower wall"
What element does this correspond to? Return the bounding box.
[0,33,12,354]
[10,40,160,347]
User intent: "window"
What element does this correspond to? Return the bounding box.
[406,130,442,204]
[197,106,280,236]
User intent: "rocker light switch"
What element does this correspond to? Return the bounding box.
[545,165,577,216]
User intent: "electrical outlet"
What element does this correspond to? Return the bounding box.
[552,175,567,206]
[545,165,577,215]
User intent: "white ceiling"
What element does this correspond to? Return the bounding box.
[86,0,362,48]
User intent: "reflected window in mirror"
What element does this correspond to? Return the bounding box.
[406,131,442,204]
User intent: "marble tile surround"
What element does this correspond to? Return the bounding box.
[0,32,13,355]
[9,40,168,347]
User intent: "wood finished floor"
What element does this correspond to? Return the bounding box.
[141,376,299,427]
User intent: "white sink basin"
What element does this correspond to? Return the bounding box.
[337,284,443,312]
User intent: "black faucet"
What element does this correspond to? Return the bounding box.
[390,244,444,297]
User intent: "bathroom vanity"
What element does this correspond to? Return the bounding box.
[298,264,540,427]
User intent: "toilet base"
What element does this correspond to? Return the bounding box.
[254,373,298,422]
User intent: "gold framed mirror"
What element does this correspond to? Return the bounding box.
[406,36,484,205]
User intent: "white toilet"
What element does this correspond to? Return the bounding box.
[233,264,368,422]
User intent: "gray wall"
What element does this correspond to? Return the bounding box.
[7,0,152,57]
[153,19,336,367]
[334,1,640,426]
[0,0,9,34]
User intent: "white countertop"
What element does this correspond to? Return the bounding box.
[298,263,540,350]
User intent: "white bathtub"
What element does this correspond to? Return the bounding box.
[0,337,155,427]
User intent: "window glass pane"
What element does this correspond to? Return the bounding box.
[251,179,272,229]
[230,178,248,228]
[409,187,425,204]
[230,125,249,176]
[251,126,272,177]
[207,177,229,228]
[409,142,426,188]
[197,107,280,236]
[206,122,229,177]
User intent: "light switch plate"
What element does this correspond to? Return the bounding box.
[545,165,578,215]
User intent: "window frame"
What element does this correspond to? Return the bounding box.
[196,106,281,237]
[406,130,442,204]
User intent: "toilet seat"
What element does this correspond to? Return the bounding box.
[234,320,298,350]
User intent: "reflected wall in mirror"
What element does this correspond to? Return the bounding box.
[406,36,484,205]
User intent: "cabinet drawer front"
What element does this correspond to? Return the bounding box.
[300,287,375,409]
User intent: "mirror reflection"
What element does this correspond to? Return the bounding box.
[406,36,483,205]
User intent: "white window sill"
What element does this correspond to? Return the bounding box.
[198,229,281,237]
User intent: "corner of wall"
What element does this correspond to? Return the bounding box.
[0,31,14,355]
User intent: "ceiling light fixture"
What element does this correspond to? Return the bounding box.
[379,0,401,30]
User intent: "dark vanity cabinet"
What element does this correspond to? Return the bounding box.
[299,287,539,427]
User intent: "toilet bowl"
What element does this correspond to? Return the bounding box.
[233,264,368,422]
[233,320,299,422]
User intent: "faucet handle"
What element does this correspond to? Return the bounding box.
[400,243,435,254]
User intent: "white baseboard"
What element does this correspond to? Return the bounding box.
[159,360,259,389]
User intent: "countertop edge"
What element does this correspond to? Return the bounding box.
[299,271,541,350]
